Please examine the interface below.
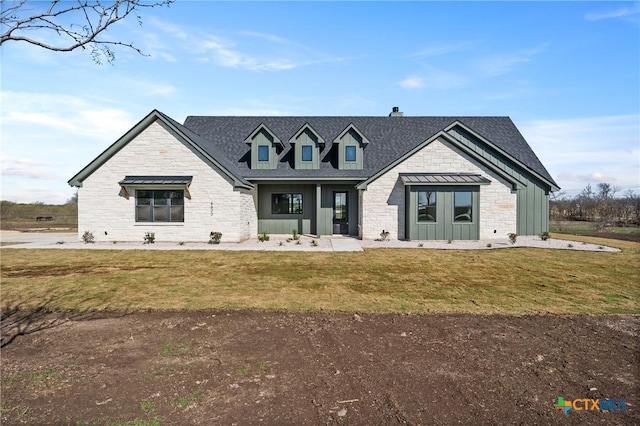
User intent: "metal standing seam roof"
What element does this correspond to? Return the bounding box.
[119,176,193,185]
[399,173,491,185]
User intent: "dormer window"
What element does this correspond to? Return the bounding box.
[245,124,282,170]
[302,145,313,162]
[289,123,324,170]
[345,146,356,162]
[334,124,368,170]
[258,145,270,162]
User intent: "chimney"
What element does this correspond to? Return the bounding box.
[389,106,403,117]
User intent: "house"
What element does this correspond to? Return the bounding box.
[68,107,559,242]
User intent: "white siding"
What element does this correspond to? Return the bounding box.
[78,120,257,242]
[361,137,516,240]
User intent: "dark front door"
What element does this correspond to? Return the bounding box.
[333,191,348,234]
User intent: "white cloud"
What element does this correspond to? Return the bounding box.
[1,158,58,180]
[476,46,547,77]
[399,77,425,89]
[408,41,477,58]
[518,115,640,194]
[586,4,640,22]
[146,18,339,72]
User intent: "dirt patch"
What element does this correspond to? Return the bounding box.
[1,310,638,425]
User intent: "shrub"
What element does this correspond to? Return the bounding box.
[486,243,492,248]
[310,240,318,247]
[258,232,270,242]
[418,243,424,248]
[82,231,94,244]
[508,233,517,244]
[209,231,222,244]
[292,229,299,241]
[540,231,550,241]
[143,232,155,244]
[380,230,390,241]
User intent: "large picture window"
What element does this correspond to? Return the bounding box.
[136,190,184,222]
[454,191,473,222]
[417,191,436,222]
[271,193,303,214]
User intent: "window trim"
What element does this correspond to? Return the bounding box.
[271,193,303,215]
[135,189,185,223]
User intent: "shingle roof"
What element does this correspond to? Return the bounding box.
[182,115,557,187]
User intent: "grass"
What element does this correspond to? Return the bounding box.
[1,236,638,314]
[550,220,640,235]
[175,392,199,410]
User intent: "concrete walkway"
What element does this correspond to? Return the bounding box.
[0,231,620,252]
[330,238,364,252]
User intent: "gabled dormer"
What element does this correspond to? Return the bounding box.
[245,124,282,169]
[289,124,325,170]
[333,124,369,170]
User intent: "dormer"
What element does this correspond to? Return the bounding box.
[289,124,325,170]
[245,124,282,169]
[333,124,368,170]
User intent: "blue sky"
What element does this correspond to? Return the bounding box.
[1,1,638,203]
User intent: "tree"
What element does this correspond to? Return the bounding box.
[1,0,173,64]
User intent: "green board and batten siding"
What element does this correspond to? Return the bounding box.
[406,186,480,240]
[250,130,279,170]
[337,129,364,170]
[292,129,321,170]
[257,183,358,236]
[447,127,551,236]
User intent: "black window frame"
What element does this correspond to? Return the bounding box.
[136,190,184,223]
[453,191,473,223]
[345,145,357,162]
[271,193,303,215]
[417,191,437,223]
[258,145,270,161]
[301,145,313,162]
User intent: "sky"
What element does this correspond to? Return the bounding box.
[1,0,639,204]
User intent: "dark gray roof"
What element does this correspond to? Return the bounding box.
[400,173,491,185]
[182,115,557,187]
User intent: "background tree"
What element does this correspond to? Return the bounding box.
[1,0,173,64]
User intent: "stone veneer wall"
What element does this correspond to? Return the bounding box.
[77,120,257,242]
[361,137,516,240]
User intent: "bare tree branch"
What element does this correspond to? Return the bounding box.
[1,0,172,64]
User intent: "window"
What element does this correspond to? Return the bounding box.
[417,191,436,222]
[271,193,303,214]
[454,191,473,222]
[301,145,313,161]
[136,190,184,222]
[345,145,356,162]
[258,145,269,161]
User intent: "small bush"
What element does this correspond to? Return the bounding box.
[567,243,574,248]
[447,239,452,244]
[143,232,155,244]
[295,239,301,245]
[209,231,222,244]
[486,243,492,248]
[310,240,318,247]
[380,230,390,241]
[540,231,550,241]
[258,232,270,242]
[418,243,424,248]
[279,241,284,246]
[82,231,95,244]
[292,229,299,241]
[508,233,517,244]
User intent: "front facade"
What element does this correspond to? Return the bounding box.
[68,108,559,243]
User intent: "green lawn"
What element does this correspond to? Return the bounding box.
[1,235,638,314]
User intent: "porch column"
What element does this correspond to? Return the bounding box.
[316,183,322,237]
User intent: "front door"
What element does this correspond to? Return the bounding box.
[333,191,348,234]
